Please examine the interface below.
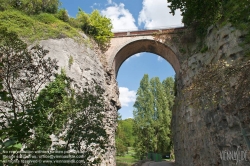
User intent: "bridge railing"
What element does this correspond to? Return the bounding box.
[113,26,185,37]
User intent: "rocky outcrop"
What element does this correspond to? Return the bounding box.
[172,24,250,165]
[39,37,120,165]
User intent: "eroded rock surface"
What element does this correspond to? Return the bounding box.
[39,37,120,166]
[172,24,250,166]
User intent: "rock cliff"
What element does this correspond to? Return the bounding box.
[39,36,120,166]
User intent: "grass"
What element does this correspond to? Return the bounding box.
[0,10,82,43]
[116,147,138,166]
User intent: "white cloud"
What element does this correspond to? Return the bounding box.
[138,0,183,29]
[157,56,164,62]
[134,53,142,57]
[107,0,112,4]
[126,117,134,119]
[124,58,130,62]
[101,3,138,32]
[91,3,101,9]
[119,87,136,107]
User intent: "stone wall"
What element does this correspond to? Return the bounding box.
[172,24,250,165]
[39,36,120,166]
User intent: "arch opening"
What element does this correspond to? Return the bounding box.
[117,51,176,120]
[111,39,180,77]
[116,52,176,159]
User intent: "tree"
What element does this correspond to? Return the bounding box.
[167,0,223,35]
[150,77,171,154]
[162,77,175,110]
[29,72,108,165]
[115,113,128,156]
[76,9,113,50]
[115,115,135,156]
[133,75,174,159]
[122,118,135,147]
[0,27,58,152]
[0,0,60,14]
[133,74,155,159]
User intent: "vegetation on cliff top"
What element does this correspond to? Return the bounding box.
[0,0,113,49]
[168,0,250,38]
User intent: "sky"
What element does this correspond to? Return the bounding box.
[60,0,183,119]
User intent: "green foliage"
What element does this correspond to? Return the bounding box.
[0,2,113,49]
[116,138,128,156]
[0,10,81,42]
[0,0,60,14]
[116,113,128,156]
[0,27,58,153]
[68,55,74,68]
[56,8,69,22]
[116,147,137,165]
[0,28,109,165]
[26,71,109,165]
[115,115,135,156]
[133,75,175,159]
[167,0,250,39]
[121,119,135,147]
[34,12,58,24]
[223,0,250,53]
[168,0,222,36]
[76,9,113,49]
[0,0,13,11]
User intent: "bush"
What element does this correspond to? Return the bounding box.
[68,17,80,28]
[76,9,113,49]
[56,8,69,22]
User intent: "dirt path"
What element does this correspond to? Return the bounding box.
[141,161,175,166]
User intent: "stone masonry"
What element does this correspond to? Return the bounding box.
[172,24,250,166]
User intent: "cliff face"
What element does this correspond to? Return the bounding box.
[172,24,250,165]
[39,37,120,166]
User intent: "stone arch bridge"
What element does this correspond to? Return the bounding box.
[104,27,186,77]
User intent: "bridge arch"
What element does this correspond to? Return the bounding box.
[107,36,180,77]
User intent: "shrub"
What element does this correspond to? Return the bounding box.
[56,8,69,22]
[76,9,113,50]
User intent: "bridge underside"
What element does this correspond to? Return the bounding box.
[111,39,180,77]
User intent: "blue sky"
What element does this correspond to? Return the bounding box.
[60,0,182,119]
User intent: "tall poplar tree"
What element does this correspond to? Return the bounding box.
[133,74,154,159]
[162,77,175,109]
[150,77,171,154]
[133,75,175,159]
